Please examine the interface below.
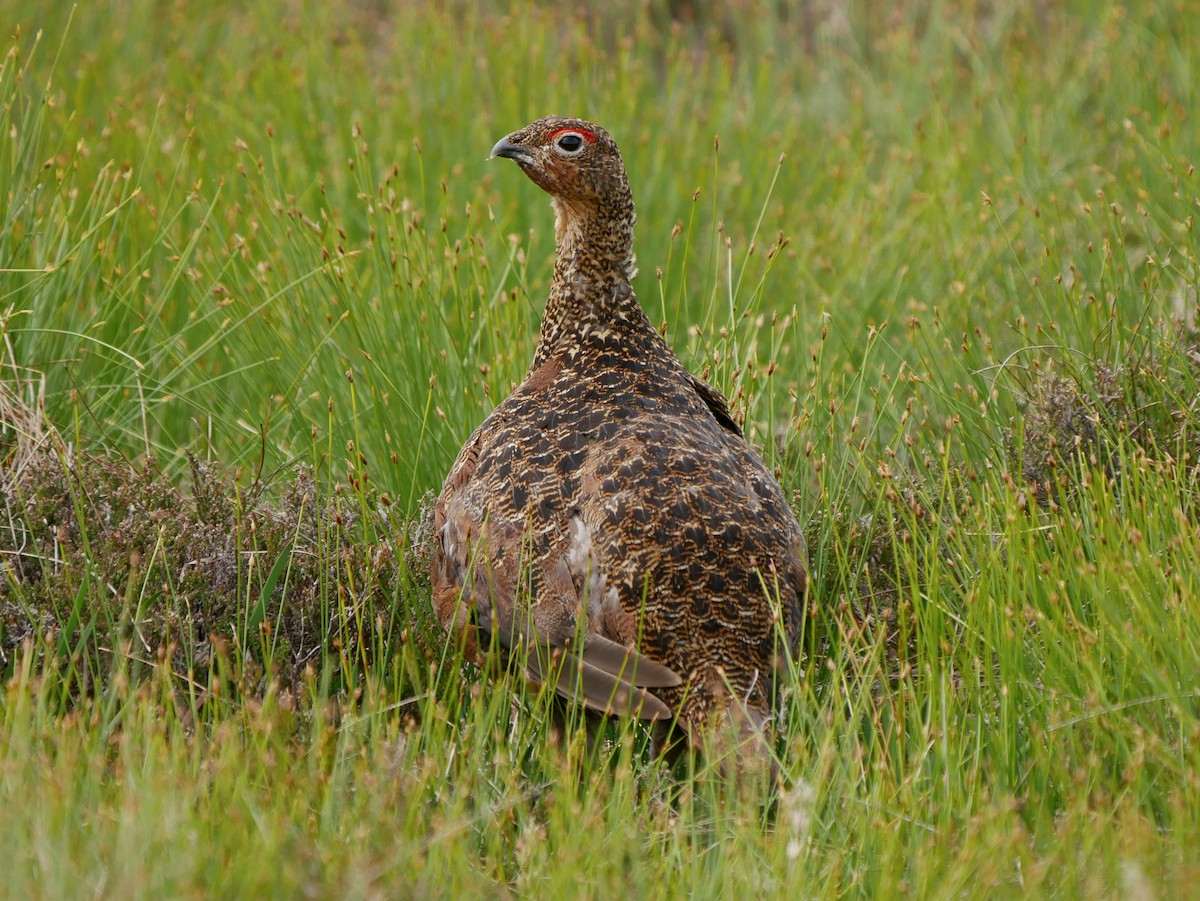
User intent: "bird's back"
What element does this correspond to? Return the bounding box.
[433,280,806,734]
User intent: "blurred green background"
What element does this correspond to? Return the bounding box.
[2,2,1198,896]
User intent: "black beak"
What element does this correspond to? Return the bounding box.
[490,136,534,164]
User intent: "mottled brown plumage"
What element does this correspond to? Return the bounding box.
[431,116,807,755]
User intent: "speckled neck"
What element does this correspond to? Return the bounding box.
[533,194,644,367]
[551,194,638,285]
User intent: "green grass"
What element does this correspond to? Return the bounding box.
[2,0,1199,896]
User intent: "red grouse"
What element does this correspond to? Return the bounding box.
[431,116,807,758]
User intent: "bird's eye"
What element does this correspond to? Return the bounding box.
[555,133,584,154]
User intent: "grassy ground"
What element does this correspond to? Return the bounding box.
[2,0,1198,896]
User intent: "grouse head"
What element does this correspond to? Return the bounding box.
[490,116,628,203]
[491,116,636,279]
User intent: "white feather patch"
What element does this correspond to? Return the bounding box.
[566,514,610,614]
